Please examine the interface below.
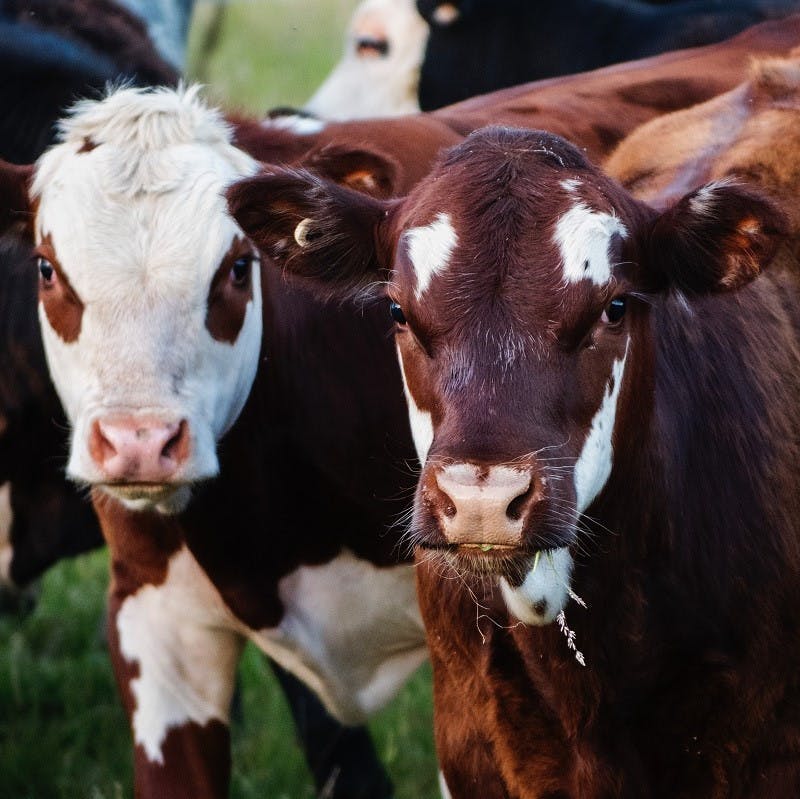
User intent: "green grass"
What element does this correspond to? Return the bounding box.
[1,3,439,797]
[186,0,359,113]
[0,552,437,798]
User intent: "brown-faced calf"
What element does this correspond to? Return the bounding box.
[228,123,800,797]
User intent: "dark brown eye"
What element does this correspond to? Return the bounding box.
[38,257,55,285]
[389,300,406,324]
[602,296,626,325]
[230,255,252,287]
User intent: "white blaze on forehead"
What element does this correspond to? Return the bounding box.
[575,342,629,513]
[396,344,433,463]
[406,212,458,299]
[554,201,627,286]
[0,482,13,586]
[116,547,242,764]
[500,547,573,625]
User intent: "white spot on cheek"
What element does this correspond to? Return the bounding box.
[396,344,433,463]
[406,213,457,299]
[500,547,573,625]
[574,343,629,513]
[116,547,241,764]
[0,482,14,585]
[554,202,627,286]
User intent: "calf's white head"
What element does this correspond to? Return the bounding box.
[0,86,261,513]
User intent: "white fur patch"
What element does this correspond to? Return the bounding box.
[0,482,13,586]
[248,551,426,725]
[554,202,627,286]
[406,213,458,299]
[397,344,433,464]
[438,770,453,799]
[574,343,629,512]
[305,0,427,119]
[116,547,243,764]
[33,86,262,508]
[261,114,326,135]
[500,547,573,625]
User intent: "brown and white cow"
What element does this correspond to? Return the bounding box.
[2,14,799,790]
[228,121,800,797]
[0,85,444,797]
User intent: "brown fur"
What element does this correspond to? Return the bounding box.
[231,121,800,797]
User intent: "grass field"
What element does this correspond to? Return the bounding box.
[0,3,440,797]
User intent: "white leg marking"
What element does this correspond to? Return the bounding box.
[500,547,573,625]
[249,551,426,725]
[554,201,627,286]
[0,483,14,586]
[116,547,242,764]
[438,769,453,799]
[574,344,629,513]
[397,344,434,464]
[406,213,458,299]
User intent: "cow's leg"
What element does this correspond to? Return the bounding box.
[107,545,243,799]
[268,660,395,799]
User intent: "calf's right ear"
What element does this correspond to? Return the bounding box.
[227,167,395,302]
[0,160,34,238]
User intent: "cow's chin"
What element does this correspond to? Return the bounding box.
[100,483,192,515]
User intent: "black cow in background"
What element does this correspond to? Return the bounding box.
[417,0,800,108]
[0,4,394,797]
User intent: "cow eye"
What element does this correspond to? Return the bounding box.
[602,297,626,325]
[389,301,406,324]
[231,255,252,286]
[38,257,55,285]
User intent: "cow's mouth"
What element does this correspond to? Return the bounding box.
[100,482,191,514]
[416,540,536,578]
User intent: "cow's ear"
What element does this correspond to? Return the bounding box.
[307,145,400,200]
[647,180,788,294]
[227,167,395,301]
[0,160,34,238]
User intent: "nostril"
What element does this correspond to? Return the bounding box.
[160,419,190,465]
[443,500,457,518]
[506,486,533,521]
[89,420,117,465]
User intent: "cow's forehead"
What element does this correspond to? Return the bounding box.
[31,86,257,300]
[394,172,627,321]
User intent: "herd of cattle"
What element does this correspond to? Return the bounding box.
[3,0,800,797]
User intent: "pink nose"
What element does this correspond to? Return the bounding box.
[427,463,539,547]
[88,417,190,483]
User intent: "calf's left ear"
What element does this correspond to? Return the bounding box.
[646,180,789,294]
[227,166,394,302]
[0,160,34,238]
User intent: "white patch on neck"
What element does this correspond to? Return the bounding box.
[396,344,433,463]
[560,178,581,193]
[116,547,242,764]
[554,202,627,286]
[261,114,326,135]
[248,551,426,724]
[406,213,458,300]
[438,770,453,799]
[500,547,573,625]
[0,482,13,586]
[574,342,629,513]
